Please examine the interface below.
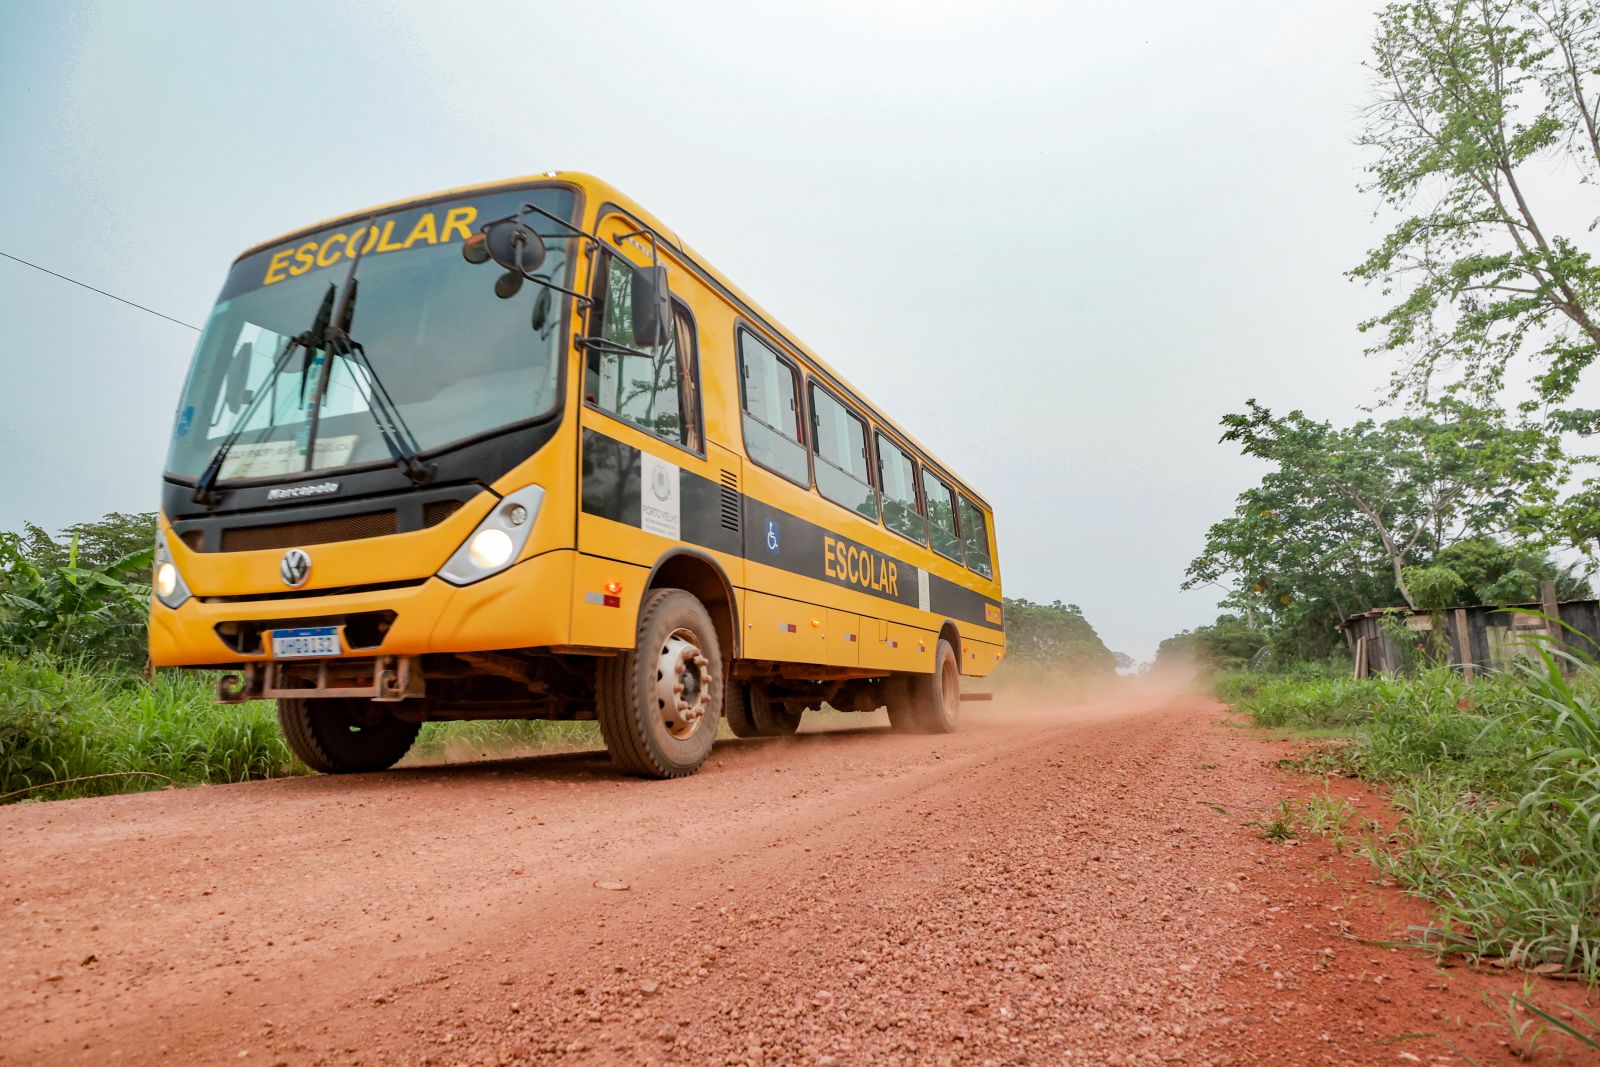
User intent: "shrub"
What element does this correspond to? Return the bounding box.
[0,655,293,802]
[0,523,152,671]
[1223,658,1600,978]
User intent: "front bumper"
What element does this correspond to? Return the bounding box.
[149,549,577,667]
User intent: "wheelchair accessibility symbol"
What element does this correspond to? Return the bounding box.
[765,519,780,553]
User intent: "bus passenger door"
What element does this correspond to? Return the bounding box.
[573,225,741,648]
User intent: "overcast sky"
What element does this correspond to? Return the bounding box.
[0,1,1394,660]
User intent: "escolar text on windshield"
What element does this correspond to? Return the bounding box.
[262,207,479,286]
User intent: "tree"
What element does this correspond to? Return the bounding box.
[1354,0,1600,403]
[1185,466,1399,643]
[1207,397,1563,609]
[1153,616,1270,672]
[14,512,157,573]
[1434,534,1595,601]
[0,516,154,670]
[1001,598,1118,678]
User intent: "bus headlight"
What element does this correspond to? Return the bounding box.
[467,528,515,569]
[437,485,545,586]
[153,530,191,609]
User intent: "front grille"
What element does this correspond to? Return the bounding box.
[174,484,481,553]
[221,511,398,552]
[423,499,464,527]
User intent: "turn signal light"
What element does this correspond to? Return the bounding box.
[604,581,623,595]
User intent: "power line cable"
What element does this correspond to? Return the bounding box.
[0,250,200,331]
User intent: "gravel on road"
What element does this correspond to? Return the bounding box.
[2,685,1590,1065]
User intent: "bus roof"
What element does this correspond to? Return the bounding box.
[234,171,991,512]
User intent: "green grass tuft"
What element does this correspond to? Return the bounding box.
[410,718,601,761]
[0,655,296,801]
[1220,657,1600,980]
[0,655,620,802]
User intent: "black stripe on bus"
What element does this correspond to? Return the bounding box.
[580,429,1003,631]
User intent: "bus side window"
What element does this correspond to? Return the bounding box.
[958,495,994,579]
[877,433,926,544]
[810,383,878,521]
[737,331,809,485]
[922,469,962,563]
[587,256,701,451]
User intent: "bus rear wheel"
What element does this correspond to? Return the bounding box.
[726,681,802,738]
[888,638,960,734]
[596,589,723,778]
[277,697,421,774]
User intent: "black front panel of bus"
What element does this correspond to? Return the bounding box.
[161,415,562,528]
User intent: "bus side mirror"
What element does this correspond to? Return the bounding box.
[471,220,548,276]
[631,265,671,348]
[225,341,253,413]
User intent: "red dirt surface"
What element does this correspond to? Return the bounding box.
[2,687,1595,1065]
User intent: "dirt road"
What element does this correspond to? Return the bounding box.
[1,689,1586,1065]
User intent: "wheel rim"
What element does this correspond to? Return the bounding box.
[655,628,712,740]
[940,653,959,724]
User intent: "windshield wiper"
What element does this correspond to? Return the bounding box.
[326,332,432,485]
[299,223,433,487]
[306,276,433,486]
[191,284,337,507]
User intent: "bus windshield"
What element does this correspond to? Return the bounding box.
[164,185,577,482]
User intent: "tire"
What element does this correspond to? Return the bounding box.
[595,588,723,778]
[724,679,761,739]
[887,638,960,734]
[277,697,421,774]
[727,681,802,737]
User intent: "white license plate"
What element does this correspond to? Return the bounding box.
[269,626,342,659]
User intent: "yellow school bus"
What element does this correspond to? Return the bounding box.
[149,173,1004,778]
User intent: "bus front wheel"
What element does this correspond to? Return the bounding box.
[888,638,960,734]
[277,697,421,774]
[596,589,723,778]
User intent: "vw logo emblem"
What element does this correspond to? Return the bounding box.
[280,548,312,588]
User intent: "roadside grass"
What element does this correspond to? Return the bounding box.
[1501,988,1600,1055]
[0,654,610,802]
[0,654,915,803]
[0,654,295,802]
[409,719,601,762]
[1249,791,1357,848]
[1226,669,1391,730]
[1218,655,1600,981]
[1213,660,1343,706]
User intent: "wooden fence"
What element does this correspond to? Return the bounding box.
[1341,581,1600,680]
